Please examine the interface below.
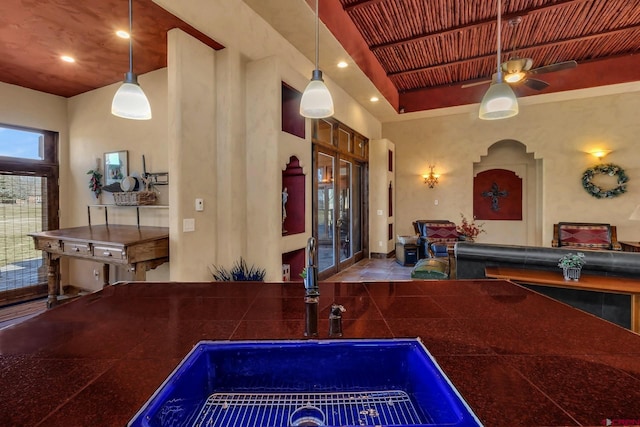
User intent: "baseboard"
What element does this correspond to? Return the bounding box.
[371,250,395,259]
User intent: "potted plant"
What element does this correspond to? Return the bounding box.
[557,252,586,281]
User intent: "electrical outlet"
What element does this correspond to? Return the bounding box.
[377,210,383,216]
[378,241,383,247]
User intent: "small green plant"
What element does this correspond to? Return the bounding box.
[558,252,586,269]
[209,257,266,281]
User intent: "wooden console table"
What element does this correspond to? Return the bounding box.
[620,241,640,252]
[29,225,169,308]
[485,266,640,333]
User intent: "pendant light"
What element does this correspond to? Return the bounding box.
[479,0,518,120]
[300,0,334,118]
[111,0,152,120]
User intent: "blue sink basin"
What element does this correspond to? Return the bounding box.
[129,339,482,427]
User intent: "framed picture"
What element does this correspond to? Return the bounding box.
[104,150,128,186]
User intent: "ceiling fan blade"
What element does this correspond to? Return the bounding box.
[523,78,550,91]
[461,79,491,89]
[529,60,578,75]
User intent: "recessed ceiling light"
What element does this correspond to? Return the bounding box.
[337,61,348,68]
[116,30,130,39]
[370,96,379,102]
[60,55,75,63]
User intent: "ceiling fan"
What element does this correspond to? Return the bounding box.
[499,57,578,90]
[464,15,578,91]
[462,57,578,90]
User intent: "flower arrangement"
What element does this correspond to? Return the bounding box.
[558,252,586,269]
[87,168,103,199]
[456,214,485,240]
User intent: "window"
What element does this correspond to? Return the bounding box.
[0,123,59,305]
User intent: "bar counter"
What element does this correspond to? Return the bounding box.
[1,279,640,426]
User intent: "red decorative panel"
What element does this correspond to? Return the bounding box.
[473,169,522,220]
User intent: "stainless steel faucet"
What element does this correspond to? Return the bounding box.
[304,237,319,337]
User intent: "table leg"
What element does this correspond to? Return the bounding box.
[132,263,147,281]
[46,254,60,309]
[631,294,640,334]
[102,263,110,288]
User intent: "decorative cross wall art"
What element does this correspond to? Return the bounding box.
[473,169,523,220]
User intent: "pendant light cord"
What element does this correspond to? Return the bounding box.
[314,0,319,70]
[128,0,133,75]
[496,0,502,79]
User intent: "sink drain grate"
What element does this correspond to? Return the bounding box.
[191,390,430,427]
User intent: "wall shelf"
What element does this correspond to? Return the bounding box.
[88,204,169,228]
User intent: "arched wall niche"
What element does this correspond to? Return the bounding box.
[473,139,543,246]
[282,155,305,236]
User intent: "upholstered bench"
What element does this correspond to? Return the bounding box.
[411,258,449,279]
[551,222,621,251]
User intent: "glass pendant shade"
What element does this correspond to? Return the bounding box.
[111,72,152,120]
[111,0,152,120]
[478,0,518,120]
[479,81,518,120]
[300,70,334,118]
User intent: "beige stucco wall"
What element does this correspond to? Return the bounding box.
[153,0,382,140]
[66,69,170,289]
[0,82,69,216]
[384,85,640,246]
[369,139,395,255]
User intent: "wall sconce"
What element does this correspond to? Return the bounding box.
[422,165,440,188]
[589,149,612,161]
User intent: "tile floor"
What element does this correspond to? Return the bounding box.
[326,257,412,281]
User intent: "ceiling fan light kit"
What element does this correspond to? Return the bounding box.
[479,0,518,120]
[300,0,334,119]
[111,0,152,120]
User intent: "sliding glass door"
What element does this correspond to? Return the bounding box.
[313,119,367,278]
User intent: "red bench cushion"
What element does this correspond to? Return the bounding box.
[424,223,459,243]
[558,224,611,249]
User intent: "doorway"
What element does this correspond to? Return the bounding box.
[313,119,367,279]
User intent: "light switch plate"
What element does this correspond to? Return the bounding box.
[195,198,204,211]
[183,218,195,232]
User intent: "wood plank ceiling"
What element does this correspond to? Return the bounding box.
[0,0,638,114]
[321,0,640,113]
[0,0,222,98]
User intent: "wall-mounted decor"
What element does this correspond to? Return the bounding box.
[422,165,439,188]
[582,163,628,199]
[282,156,305,236]
[473,169,522,220]
[104,150,128,186]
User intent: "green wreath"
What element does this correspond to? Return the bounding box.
[581,163,628,199]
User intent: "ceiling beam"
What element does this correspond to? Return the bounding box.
[370,0,591,52]
[388,23,640,78]
[344,0,386,12]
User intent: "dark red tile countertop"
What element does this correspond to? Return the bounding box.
[2,279,640,426]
